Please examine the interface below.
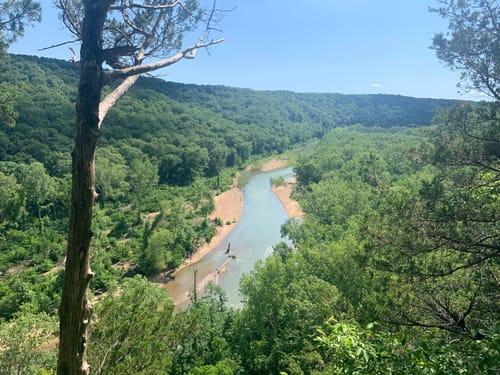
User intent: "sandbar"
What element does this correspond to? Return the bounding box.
[157,158,302,306]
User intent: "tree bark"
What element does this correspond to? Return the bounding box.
[99,75,139,127]
[56,1,224,372]
[57,1,110,373]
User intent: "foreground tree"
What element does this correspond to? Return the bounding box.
[367,0,499,340]
[88,277,174,374]
[0,312,58,373]
[431,0,499,100]
[55,1,224,373]
[0,0,41,52]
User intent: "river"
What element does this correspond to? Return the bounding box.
[165,167,294,308]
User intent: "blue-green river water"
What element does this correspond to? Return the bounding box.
[166,167,293,308]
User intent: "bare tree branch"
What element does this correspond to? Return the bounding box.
[37,39,80,51]
[110,0,182,11]
[99,75,139,126]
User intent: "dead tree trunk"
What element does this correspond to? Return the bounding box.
[57,1,109,373]
[55,1,224,372]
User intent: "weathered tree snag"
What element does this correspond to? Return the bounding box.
[57,1,110,373]
[56,1,224,372]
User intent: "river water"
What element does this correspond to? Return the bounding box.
[165,167,293,308]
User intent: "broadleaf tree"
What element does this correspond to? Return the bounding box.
[54,0,225,373]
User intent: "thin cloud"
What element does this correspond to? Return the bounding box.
[371,83,383,88]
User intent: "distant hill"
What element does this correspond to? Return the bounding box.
[0,54,459,167]
[141,79,458,128]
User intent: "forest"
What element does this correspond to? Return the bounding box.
[1,55,498,375]
[0,0,499,373]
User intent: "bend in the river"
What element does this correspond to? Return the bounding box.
[165,167,294,308]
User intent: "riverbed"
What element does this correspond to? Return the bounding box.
[165,167,294,308]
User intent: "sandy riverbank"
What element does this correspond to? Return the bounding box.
[156,158,302,298]
[254,158,303,217]
[271,176,304,218]
[260,158,288,171]
[169,181,244,277]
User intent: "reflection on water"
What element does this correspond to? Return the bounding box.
[165,167,293,308]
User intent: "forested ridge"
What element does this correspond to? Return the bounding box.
[1,52,498,374]
[1,54,457,166]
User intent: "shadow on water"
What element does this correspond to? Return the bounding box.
[166,167,294,309]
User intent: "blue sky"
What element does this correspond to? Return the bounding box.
[9,0,481,100]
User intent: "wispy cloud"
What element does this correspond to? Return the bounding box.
[371,83,383,88]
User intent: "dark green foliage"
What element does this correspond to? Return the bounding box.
[233,255,341,374]
[365,102,499,338]
[136,184,215,276]
[279,120,498,372]
[0,0,41,48]
[0,82,18,127]
[430,0,499,100]
[0,268,63,320]
[169,283,238,374]
[1,54,457,174]
[187,359,240,375]
[0,312,58,374]
[88,276,175,374]
[316,319,500,374]
[0,171,21,222]
[144,79,456,129]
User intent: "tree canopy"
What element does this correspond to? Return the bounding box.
[431,0,500,100]
[0,0,41,52]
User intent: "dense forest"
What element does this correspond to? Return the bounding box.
[0,0,499,371]
[0,54,459,278]
[1,54,457,166]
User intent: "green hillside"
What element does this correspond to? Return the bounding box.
[1,54,457,168]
